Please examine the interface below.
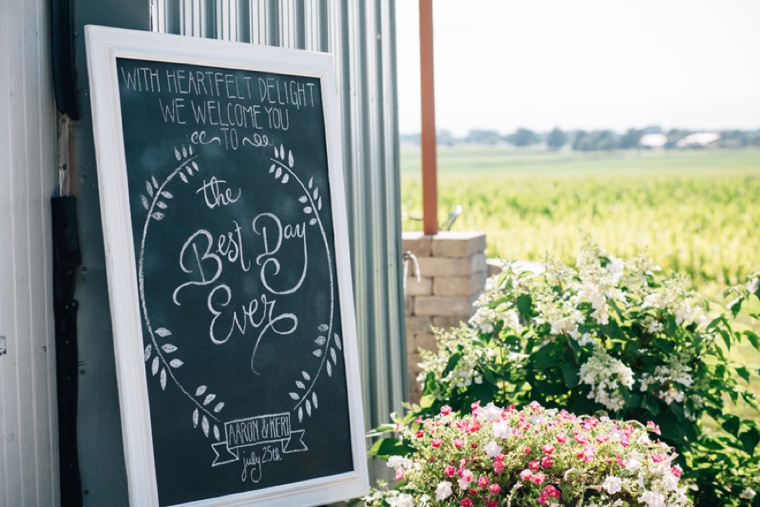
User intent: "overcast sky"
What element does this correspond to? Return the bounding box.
[395,0,760,135]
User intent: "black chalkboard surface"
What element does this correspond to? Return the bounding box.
[86,26,367,507]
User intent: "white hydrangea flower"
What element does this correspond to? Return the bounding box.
[639,351,694,405]
[740,487,757,500]
[747,277,759,294]
[569,327,596,346]
[578,347,635,411]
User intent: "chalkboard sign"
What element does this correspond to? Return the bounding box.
[85,26,368,506]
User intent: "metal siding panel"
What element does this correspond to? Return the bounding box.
[0,0,58,505]
[378,0,406,413]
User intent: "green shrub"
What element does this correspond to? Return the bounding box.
[402,240,759,506]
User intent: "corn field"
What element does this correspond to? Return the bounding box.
[401,146,760,299]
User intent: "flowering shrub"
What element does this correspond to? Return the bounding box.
[366,402,690,507]
[405,240,760,505]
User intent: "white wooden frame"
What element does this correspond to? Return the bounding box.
[85,25,367,506]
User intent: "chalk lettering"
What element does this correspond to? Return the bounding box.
[196,176,241,209]
[172,230,222,305]
[120,66,160,92]
[158,97,187,124]
[252,213,308,295]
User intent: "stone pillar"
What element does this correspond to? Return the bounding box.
[402,231,487,402]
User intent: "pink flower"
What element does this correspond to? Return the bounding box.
[471,401,481,415]
[524,447,532,454]
[512,428,524,438]
[454,439,465,449]
[651,452,668,463]
[445,465,457,477]
[671,465,683,478]
[489,484,501,496]
[395,468,404,480]
[575,433,589,445]
[529,460,540,471]
[493,460,504,473]
[576,444,596,462]
[519,469,533,481]
[431,438,442,448]
[416,430,424,439]
[596,433,609,443]
[541,456,553,468]
[529,401,542,412]
[647,421,661,435]
[461,469,474,483]
[460,499,473,507]
[543,484,561,498]
[542,444,555,455]
[478,476,490,488]
[556,432,568,444]
[440,405,452,416]
[532,472,546,484]
[487,500,498,507]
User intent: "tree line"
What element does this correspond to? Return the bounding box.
[399,127,760,151]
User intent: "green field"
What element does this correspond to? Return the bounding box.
[401,146,760,300]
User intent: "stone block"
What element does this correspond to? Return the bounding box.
[408,332,437,352]
[431,231,487,258]
[414,295,478,317]
[401,231,433,258]
[405,316,433,336]
[404,295,414,316]
[405,276,432,296]
[471,253,488,274]
[432,315,471,329]
[418,253,488,278]
[433,271,487,296]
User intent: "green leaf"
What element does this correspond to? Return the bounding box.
[645,397,660,416]
[516,294,533,319]
[561,362,579,388]
[744,330,760,353]
[441,352,463,378]
[367,438,414,459]
[736,366,751,383]
[721,414,741,437]
[739,426,760,455]
[719,329,731,352]
[532,343,557,369]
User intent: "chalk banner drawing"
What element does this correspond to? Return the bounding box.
[86,25,366,507]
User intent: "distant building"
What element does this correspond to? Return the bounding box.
[639,133,668,149]
[677,132,721,148]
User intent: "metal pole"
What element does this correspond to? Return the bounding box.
[419,0,438,235]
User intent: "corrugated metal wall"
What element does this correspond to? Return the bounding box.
[0,0,60,506]
[153,0,407,429]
